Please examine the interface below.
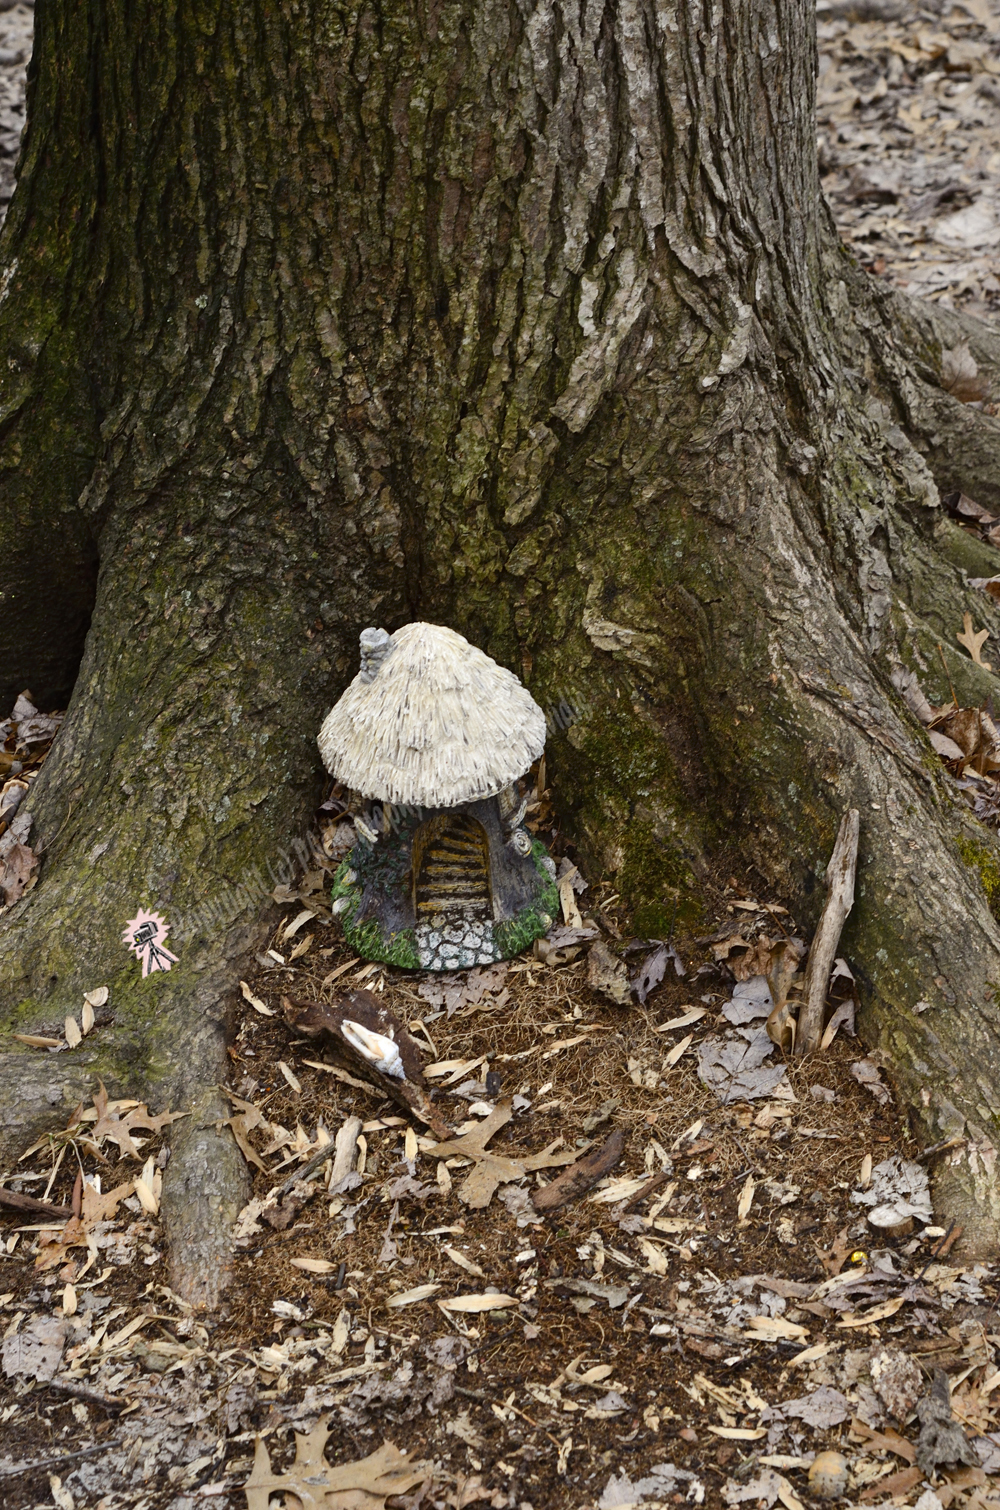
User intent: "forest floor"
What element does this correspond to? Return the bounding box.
[1,797,999,1510]
[818,0,1000,329]
[6,1,1000,1509]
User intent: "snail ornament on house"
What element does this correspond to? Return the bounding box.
[318,623,558,971]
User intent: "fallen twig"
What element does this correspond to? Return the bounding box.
[796,808,860,1055]
[0,1439,122,1477]
[45,1378,126,1412]
[532,1128,626,1214]
[463,1324,521,1360]
[917,1221,960,1281]
[916,1136,966,1161]
[620,1167,673,1212]
[275,1142,332,1198]
[0,1185,72,1220]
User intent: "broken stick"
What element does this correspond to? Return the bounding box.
[531,1128,626,1214]
[0,1186,72,1220]
[796,807,860,1055]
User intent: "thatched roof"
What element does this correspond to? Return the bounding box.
[318,622,546,807]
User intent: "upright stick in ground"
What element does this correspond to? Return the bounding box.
[796,810,861,1056]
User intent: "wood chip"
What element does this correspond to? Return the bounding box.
[438,1293,519,1313]
[386,1283,442,1308]
[707,1426,767,1440]
[664,1033,693,1067]
[441,1247,486,1278]
[277,1061,302,1093]
[240,980,274,1016]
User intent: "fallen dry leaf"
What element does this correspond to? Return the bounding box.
[1,1315,71,1382]
[423,1100,576,1209]
[243,1428,429,1510]
[745,1316,809,1342]
[587,939,631,1006]
[957,612,992,669]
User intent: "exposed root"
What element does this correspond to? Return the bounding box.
[159,1088,249,1310]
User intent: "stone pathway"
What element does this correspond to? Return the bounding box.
[414,914,501,970]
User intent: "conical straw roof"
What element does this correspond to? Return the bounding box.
[318,622,546,807]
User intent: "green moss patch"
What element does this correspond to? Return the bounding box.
[957,834,1000,921]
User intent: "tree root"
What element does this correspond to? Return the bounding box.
[159,1088,249,1309]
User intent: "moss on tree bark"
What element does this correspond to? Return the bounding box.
[3,0,1000,1300]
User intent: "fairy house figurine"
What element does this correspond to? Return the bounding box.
[318,623,558,971]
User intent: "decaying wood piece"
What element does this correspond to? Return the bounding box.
[531,1128,626,1214]
[327,1113,364,1192]
[796,810,861,1056]
[282,991,453,1140]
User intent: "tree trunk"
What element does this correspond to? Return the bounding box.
[4,0,1000,1301]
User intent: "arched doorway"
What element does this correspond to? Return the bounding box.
[413,813,492,927]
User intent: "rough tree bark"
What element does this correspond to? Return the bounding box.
[4,0,1000,1302]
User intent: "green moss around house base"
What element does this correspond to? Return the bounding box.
[330,860,421,970]
[492,839,560,959]
[343,915,421,970]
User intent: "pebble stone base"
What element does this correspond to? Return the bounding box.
[414,915,501,970]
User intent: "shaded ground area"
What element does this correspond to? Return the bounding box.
[2,832,999,1510]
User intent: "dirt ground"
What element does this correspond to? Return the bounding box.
[818,0,1000,330]
[2,832,999,1510]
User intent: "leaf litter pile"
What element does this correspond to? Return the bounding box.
[819,0,1000,325]
[5,786,1000,1510]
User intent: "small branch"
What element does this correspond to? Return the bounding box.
[276,1139,335,1198]
[1,1438,122,1478]
[532,1129,626,1214]
[0,1186,72,1220]
[45,1378,125,1412]
[796,808,860,1056]
[620,1167,673,1212]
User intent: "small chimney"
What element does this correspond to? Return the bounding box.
[358,627,392,684]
